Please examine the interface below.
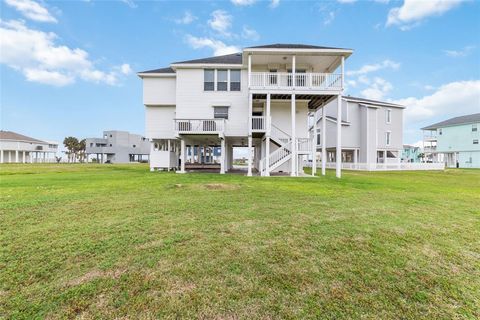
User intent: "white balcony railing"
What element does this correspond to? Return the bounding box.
[296,138,312,153]
[174,119,225,134]
[251,116,266,132]
[249,72,342,90]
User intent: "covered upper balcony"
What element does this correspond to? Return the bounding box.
[244,44,352,92]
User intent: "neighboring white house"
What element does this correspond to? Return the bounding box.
[85,130,150,163]
[139,43,353,177]
[0,130,58,163]
[313,96,405,169]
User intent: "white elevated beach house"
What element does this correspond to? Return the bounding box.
[139,43,353,177]
[0,130,58,163]
[139,44,442,175]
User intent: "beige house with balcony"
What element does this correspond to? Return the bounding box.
[138,43,352,177]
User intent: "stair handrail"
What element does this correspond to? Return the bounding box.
[270,123,291,148]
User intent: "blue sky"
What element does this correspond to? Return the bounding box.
[1,0,479,148]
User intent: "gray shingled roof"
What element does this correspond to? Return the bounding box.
[0,130,48,144]
[139,67,175,74]
[343,96,405,108]
[172,53,243,65]
[421,113,480,130]
[246,43,349,50]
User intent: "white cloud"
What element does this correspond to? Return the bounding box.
[4,0,57,23]
[231,0,256,6]
[270,0,280,8]
[444,45,475,57]
[360,77,393,100]
[387,0,465,30]
[241,26,259,41]
[120,63,132,75]
[394,80,480,122]
[347,59,400,76]
[120,0,137,8]
[0,20,129,86]
[208,10,232,37]
[24,68,73,86]
[424,85,436,91]
[324,11,335,25]
[175,11,196,25]
[185,35,240,56]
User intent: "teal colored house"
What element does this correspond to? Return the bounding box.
[422,113,480,168]
[402,144,422,163]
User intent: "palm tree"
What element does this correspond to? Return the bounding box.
[77,139,86,163]
[63,137,79,163]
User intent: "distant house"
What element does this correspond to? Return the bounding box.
[402,144,421,163]
[0,131,58,163]
[422,113,480,168]
[85,130,150,163]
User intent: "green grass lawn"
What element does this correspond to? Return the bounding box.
[1,164,479,319]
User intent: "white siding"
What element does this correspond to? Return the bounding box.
[145,106,176,139]
[143,77,176,105]
[270,100,309,138]
[175,69,249,137]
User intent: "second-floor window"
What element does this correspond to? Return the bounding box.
[473,124,478,132]
[438,128,442,135]
[386,132,391,146]
[217,70,228,91]
[230,70,241,91]
[474,139,479,145]
[386,109,392,124]
[204,69,214,91]
[214,106,229,119]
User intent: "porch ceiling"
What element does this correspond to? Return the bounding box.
[249,54,341,73]
[252,93,337,109]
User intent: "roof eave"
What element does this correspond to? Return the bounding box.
[170,63,244,70]
[137,72,176,78]
[243,47,353,57]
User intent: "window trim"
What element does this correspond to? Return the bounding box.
[216,69,228,91]
[386,109,392,124]
[204,69,215,91]
[230,69,241,91]
[385,131,392,146]
[213,106,229,120]
[473,124,478,132]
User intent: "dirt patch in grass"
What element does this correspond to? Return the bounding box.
[66,268,126,287]
[202,183,240,190]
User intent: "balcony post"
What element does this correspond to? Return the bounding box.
[220,138,225,174]
[312,111,317,176]
[248,92,253,176]
[179,139,185,173]
[265,92,271,176]
[321,107,326,176]
[292,55,296,89]
[291,93,296,176]
[336,94,342,178]
[341,56,345,90]
[248,54,251,88]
